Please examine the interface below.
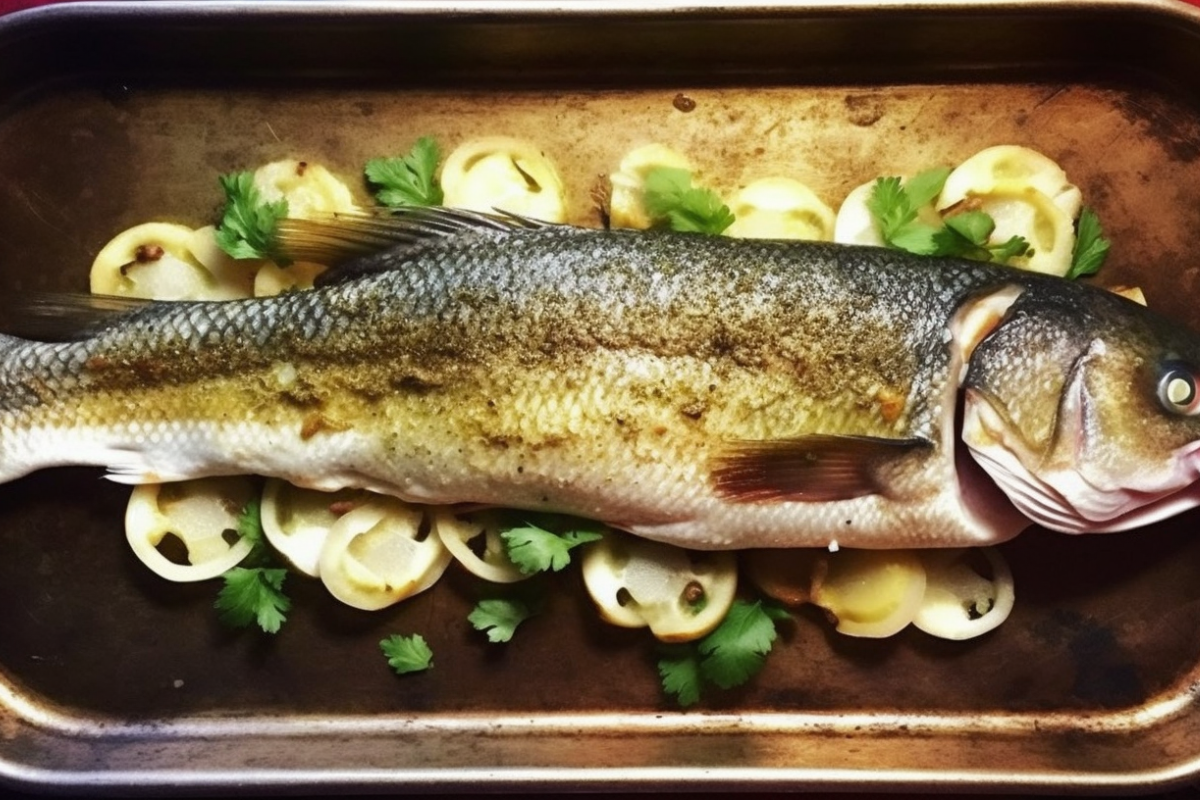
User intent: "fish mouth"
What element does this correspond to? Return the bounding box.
[962,387,1200,533]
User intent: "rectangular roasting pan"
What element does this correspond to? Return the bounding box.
[3,0,1200,794]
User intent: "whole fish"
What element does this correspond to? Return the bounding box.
[2,210,1199,549]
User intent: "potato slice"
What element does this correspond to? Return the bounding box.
[607,143,693,230]
[581,530,737,642]
[913,548,1015,640]
[434,509,528,584]
[441,136,567,222]
[260,479,371,577]
[252,159,359,219]
[319,498,452,611]
[125,478,258,582]
[91,222,254,300]
[253,261,329,296]
[810,549,926,638]
[952,185,1076,276]
[725,177,835,241]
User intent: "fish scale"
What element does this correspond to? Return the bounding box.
[2,217,1199,547]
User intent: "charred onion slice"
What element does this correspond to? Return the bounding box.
[125,478,258,582]
[913,548,1015,640]
[91,222,253,300]
[581,530,737,642]
[259,479,370,577]
[725,177,835,241]
[319,498,452,611]
[810,549,926,638]
[607,143,693,230]
[433,509,528,584]
[441,136,567,223]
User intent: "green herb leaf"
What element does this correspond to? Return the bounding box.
[501,523,603,575]
[380,633,434,675]
[365,136,444,208]
[657,645,703,708]
[214,171,289,262]
[900,166,950,210]
[214,567,290,634]
[469,597,537,643]
[987,235,1033,263]
[642,167,735,236]
[1068,206,1111,279]
[697,600,781,689]
[944,210,995,246]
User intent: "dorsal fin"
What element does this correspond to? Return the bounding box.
[275,206,564,285]
[0,292,153,342]
[710,434,931,503]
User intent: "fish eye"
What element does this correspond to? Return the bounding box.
[1158,361,1200,415]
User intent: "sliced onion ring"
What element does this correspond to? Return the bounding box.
[433,509,528,584]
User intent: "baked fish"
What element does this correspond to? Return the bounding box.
[2,209,1199,549]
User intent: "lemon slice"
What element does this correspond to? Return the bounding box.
[580,530,737,642]
[954,185,1076,275]
[252,159,359,219]
[937,145,1082,220]
[441,136,567,223]
[90,222,254,300]
[434,509,528,584]
[833,181,888,247]
[913,548,1015,640]
[125,478,258,582]
[259,479,371,577]
[810,549,926,638]
[607,143,693,230]
[725,177,835,241]
[319,498,452,611]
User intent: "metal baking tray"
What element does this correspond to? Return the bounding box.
[1,0,1200,793]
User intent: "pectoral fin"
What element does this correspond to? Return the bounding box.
[710,434,930,503]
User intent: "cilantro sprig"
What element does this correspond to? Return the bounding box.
[643,167,735,235]
[1067,206,1111,279]
[380,634,434,675]
[214,172,289,263]
[867,168,1031,265]
[501,520,604,575]
[469,597,538,643]
[657,600,790,708]
[214,497,291,634]
[365,136,444,208]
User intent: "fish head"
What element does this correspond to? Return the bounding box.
[961,281,1200,533]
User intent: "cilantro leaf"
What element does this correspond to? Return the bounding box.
[214,567,290,634]
[697,600,781,689]
[380,633,434,675]
[902,166,951,209]
[1068,206,1110,279]
[214,171,289,262]
[944,210,995,246]
[987,235,1034,263]
[642,167,735,236]
[469,597,537,643]
[501,523,603,575]
[365,136,444,207]
[657,645,703,708]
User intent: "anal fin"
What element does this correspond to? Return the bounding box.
[710,434,930,503]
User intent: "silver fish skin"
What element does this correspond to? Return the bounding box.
[1,217,1198,549]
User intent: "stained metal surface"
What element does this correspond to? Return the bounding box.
[1,0,1200,793]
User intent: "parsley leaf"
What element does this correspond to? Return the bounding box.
[697,600,783,689]
[657,645,703,708]
[365,136,444,207]
[469,597,537,643]
[214,171,289,262]
[642,167,735,235]
[655,600,790,707]
[380,633,434,675]
[501,523,603,575]
[1068,206,1111,279]
[215,567,290,634]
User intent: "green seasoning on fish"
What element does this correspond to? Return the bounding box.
[2,208,1200,550]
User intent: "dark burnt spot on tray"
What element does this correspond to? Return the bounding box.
[1031,609,1145,708]
[1114,91,1200,164]
[844,94,885,127]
